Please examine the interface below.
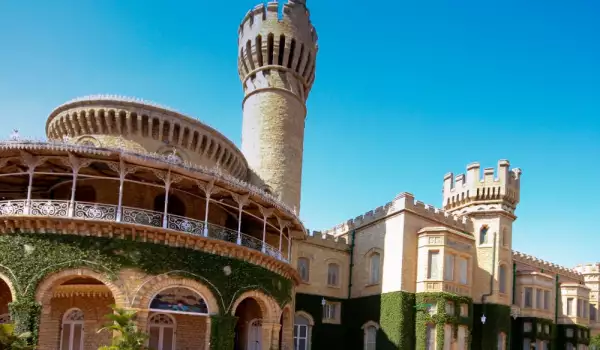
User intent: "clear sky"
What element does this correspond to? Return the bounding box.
[0,0,598,268]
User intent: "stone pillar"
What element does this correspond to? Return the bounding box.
[280,311,294,350]
[209,314,238,350]
[270,323,282,350]
[261,322,275,350]
[36,303,59,350]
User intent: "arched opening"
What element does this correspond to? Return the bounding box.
[153,193,186,217]
[147,286,209,349]
[0,278,13,324]
[293,312,313,350]
[234,298,263,350]
[38,275,116,349]
[74,185,96,203]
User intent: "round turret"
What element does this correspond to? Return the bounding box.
[238,0,318,212]
[45,95,248,179]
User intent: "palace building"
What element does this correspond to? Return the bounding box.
[0,0,596,349]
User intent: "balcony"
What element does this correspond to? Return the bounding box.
[0,142,306,268]
[0,199,285,261]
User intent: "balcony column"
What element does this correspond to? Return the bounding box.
[20,151,47,215]
[108,159,138,222]
[197,179,216,237]
[258,206,274,253]
[287,227,292,261]
[153,169,183,229]
[231,194,250,246]
[62,153,92,217]
[276,218,291,261]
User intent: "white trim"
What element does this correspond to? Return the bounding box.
[148,285,210,316]
[147,313,177,350]
[59,308,84,350]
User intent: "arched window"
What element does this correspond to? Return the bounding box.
[298,257,310,282]
[479,225,489,245]
[149,287,209,315]
[327,263,339,286]
[60,308,84,350]
[498,265,507,293]
[294,312,313,350]
[148,313,176,350]
[425,324,436,350]
[362,322,379,350]
[369,252,381,285]
[497,332,506,350]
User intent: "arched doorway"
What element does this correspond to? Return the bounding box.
[234,298,263,350]
[0,278,13,324]
[147,286,209,349]
[36,274,117,350]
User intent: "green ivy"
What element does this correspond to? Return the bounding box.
[380,291,415,350]
[471,303,510,350]
[556,324,590,347]
[0,233,294,348]
[415,293,472,350]
[510,317,555,348]
[209,315,238,350]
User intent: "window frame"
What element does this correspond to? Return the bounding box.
[298,257,310,283]
[327,263,340,287]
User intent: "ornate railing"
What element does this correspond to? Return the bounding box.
[0,199,288,263]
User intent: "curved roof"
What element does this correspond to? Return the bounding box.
[45,95,248,179]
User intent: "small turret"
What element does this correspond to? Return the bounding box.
[442,160,522,216]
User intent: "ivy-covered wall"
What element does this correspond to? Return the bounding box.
[471,303,511,350]
[296,291,416,350]
[0,233,294,347]
[509,317,554,349]
[414,293,472,350]
[556,324,590,348]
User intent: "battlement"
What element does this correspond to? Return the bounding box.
[237,1,318,98]
[303,230,349,250]
[513,250,583,281]
[442,160,522,214]
[321,192,474,237]
[573,263,600,275]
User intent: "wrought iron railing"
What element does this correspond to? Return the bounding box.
[0,199,288,263]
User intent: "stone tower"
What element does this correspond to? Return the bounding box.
[238,0,318,213]
[442,160,522,305]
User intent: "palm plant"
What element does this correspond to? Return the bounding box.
[0,323,35,350]
[97,306,148,350]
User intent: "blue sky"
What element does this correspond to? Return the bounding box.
[0,0,598,267]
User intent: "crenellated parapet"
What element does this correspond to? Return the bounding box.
[513,251,583,282]
[442,160,522,216]
[321,192,473,237]
[302,230,349,250]
[238,0,317,101]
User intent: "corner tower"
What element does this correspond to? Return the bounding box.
[238,0,318,213]
[442,160,522,306]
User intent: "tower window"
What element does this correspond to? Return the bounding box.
[479,225,489,245]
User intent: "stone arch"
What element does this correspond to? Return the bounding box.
[132,276,220,315]
[361,320,380,330]
[0,272,18,302]
[294,310,314,326]
[34,267,126,306]
[230,290,280,323]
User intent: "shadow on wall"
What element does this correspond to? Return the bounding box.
[295,292,416,350]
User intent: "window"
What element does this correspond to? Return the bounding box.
[60,308,84,350]
[523,322,532,332]
[497,332,506,350]
[523,338,531,349]
[567,298,574,316]
[536,289,543,309]
[294,313,312,350]
[501,227,508,247]
[298,257,309,282]
[427,251,440,280]
[590,304,597,321]
[537,323,542,333]
[327,263,339,286]
[443,324,451,350]
[148,313,176,350]
[363,324,377,350]
[460,304,468,317]
[544,290,551,310]
[544,325,550,334]
[566,328,574,338]
[369,253,381,284]
[578,299,583,317]
[584,300,588,318]
[323,301,340,323]
[524,287,532,308]
[498,265,507,293]
[425,324,436,350]
[479,225,489,245]
[458,257,468,285]
[567,344,574,350]
[445,302,454,315]
[458,326,467,349]
[444,254,454,281]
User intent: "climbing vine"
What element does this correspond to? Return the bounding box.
[415,292,472,350]
[0,232,294,347]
